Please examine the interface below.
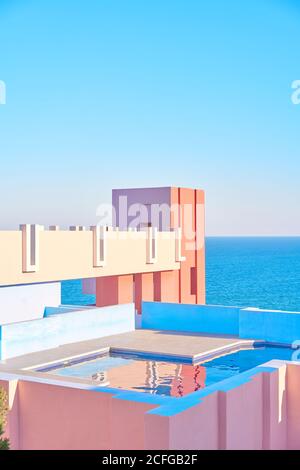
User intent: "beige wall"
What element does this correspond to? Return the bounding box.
[0,230,180,287]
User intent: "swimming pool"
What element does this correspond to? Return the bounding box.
[38,345,296,398]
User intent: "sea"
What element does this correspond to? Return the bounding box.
[62,237,300,312]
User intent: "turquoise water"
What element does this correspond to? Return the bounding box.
[42,346,295,397]
[61,237,300,311]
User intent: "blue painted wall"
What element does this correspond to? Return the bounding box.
[240,308,300,344]
[142,302,240,335]
[2,300,300,361]
[142,302,300,345]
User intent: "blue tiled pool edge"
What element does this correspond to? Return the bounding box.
[34,344,298,417]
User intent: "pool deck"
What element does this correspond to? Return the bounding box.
[0,329,255,372]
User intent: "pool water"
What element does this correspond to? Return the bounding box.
[41,346,295,398]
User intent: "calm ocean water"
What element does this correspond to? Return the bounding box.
[206,237,300,311]
[62,237,300,312]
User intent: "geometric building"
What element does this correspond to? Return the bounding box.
[1,186,300,450]
[96,186,205,310]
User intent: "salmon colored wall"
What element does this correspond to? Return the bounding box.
[96,275,133,307]
[118,275,134,304]
[111,186,205,309]
[170,187,205,306]
[195,189,206,304]
[135,273,154,314]
[153,271,180,303]
[176,188,196,304]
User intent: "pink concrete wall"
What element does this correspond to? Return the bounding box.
[169,393,219,450]
[112,186,206,309]
[169,187,205,305]
[287,363,300,449]
[2,362,300,450]
[176,188,197,305]
[220,375,263,450]
[0,379,20,450]
[82,278,96,295]
[1,379,160,450]
[195,189,206,304]
[96,275,134,307]
[153,270,180,303]
[145,365,293,451]
[110,397,157,450]
[144,413,171,449]
[263,368,287,450]
[18,381,112,450]
[135,273,154,314]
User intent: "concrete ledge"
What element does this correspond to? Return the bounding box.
[0,303,135,360]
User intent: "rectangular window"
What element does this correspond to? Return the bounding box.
[190,267,197,296]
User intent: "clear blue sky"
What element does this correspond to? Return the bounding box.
[0,0,299,235]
